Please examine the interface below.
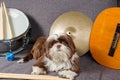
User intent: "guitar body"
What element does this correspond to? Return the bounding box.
[90,7,120,69]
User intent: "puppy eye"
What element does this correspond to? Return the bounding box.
[50,41,57,48]
[51,42,55,46]
[61,41,68,46]
[61,41,65,44]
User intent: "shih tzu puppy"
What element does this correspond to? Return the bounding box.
[17,33,80,80]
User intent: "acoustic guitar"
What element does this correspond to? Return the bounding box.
[90,7,120,69]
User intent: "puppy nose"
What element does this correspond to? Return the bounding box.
[57,45,61,48]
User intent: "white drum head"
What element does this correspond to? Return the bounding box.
[50,11,93,56]
[0,8,29,40]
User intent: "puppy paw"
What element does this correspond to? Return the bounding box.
[17,59,24,63]
[58,70,77,80]
[31,66,47,75]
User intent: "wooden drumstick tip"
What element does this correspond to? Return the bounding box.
[1,3,5,40]
[2,2,14,38]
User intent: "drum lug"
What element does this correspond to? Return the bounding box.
[23,35,30,48]
[8,40,13,52]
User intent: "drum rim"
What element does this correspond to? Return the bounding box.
[0,25,31,53]
[0,25,30,42]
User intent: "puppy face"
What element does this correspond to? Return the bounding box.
[45,34,76,63]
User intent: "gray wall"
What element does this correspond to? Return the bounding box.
[1,0,117,40]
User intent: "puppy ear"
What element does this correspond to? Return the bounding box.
[45,39,55,59]
[45,34,58,59]
[59,34,80,73]
[59,34,76,55]
[71,52,80,73]
[45,40,49,58]
[31,37,47,59]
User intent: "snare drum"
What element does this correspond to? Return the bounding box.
[0,8,30,55]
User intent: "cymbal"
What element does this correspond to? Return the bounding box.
[50,11,93,56]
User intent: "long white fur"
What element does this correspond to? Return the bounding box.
[31,66,46,75]
[58,70,77,80]
[47,34,58,41]
[71,52,79,63]
[18,34,79,80]
[30,41,74,76]
[43,42,72,72]
[17,58,24,63]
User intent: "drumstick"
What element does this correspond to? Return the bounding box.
[0,73,70,80]
[2,2,14,38]
[1,3,5,40]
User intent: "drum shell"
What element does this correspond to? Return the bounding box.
[0,26,30,54]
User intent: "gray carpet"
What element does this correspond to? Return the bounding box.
[0,0,120,80]
[0,48,120,80]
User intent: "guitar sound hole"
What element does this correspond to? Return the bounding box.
[108,23,120,56]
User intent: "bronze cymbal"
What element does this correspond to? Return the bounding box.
[50,11,93,56]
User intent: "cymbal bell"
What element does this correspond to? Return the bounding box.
[50,11,93,56]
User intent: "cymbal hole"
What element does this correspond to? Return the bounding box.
[67,31,71,35]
